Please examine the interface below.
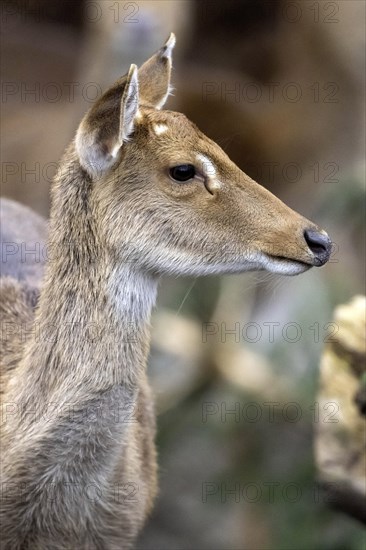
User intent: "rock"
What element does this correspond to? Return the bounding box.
[315,295,366,523]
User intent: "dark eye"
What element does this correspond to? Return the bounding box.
[169,164,196,182]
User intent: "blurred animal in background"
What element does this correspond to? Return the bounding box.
[0,34,332,549]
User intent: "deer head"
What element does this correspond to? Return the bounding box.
[75,33,331,277]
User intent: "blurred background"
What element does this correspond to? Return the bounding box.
[1,1,365,548]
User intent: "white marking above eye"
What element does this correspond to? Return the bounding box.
[196,153,217,178]
[153,123,168,135]
[196,153,221,190]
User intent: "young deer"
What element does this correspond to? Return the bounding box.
[0,34,331,549]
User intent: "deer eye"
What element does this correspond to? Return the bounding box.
[169,164,196,182]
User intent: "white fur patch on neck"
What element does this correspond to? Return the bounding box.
[153,123,168,135]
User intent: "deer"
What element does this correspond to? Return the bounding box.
[0,33,332,549]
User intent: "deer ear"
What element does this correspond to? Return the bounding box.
[138,33,175,110]
[75,64,139,178]
[119,64,139,141]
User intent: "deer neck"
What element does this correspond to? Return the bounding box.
[19,153,159,403]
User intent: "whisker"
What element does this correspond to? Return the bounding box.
[175,278,197,316]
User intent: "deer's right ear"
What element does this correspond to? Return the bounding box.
[75,64,139,179]
[138,33,175,109]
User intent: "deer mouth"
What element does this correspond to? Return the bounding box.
[269,255,312,267]
[263,254,313,275]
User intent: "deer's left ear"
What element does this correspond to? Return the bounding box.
[75,64,139,178]
[138,33,175,109]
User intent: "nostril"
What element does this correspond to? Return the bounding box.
[304,229,331,257]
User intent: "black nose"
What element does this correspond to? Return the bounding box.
[304,229,332,266]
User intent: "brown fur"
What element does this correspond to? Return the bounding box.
[0,34,331,549]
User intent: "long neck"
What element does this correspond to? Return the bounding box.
[14,151,158,410]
